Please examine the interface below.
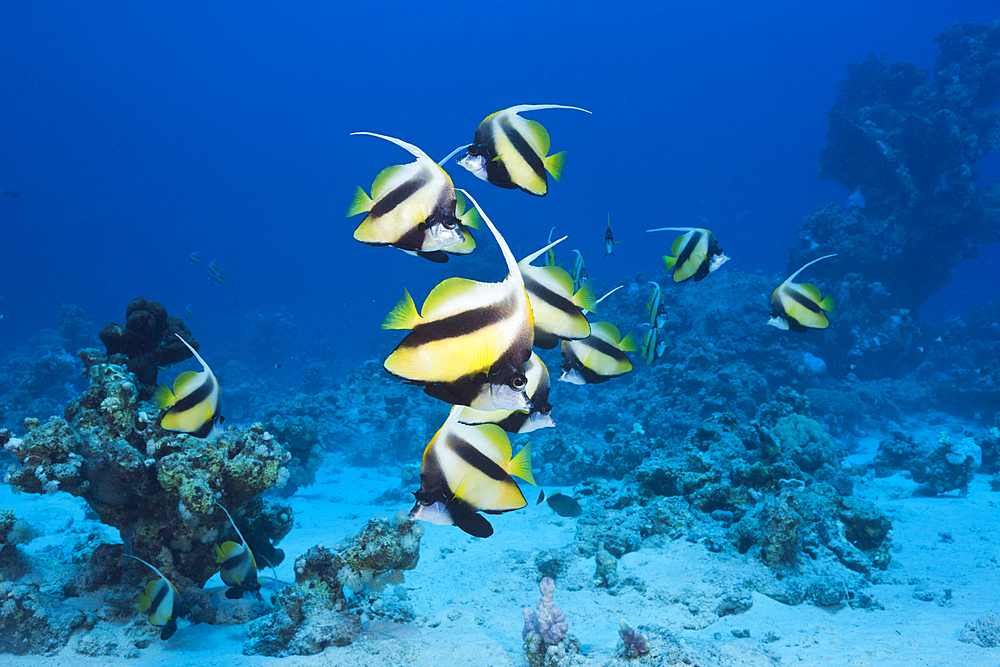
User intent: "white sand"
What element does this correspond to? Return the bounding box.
[2,448,1000,666]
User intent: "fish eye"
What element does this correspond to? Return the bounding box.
[511,374,527,390]
[467,144,479,156]
[442,217,457,229]
[539,405,552,415]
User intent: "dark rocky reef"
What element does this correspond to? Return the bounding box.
[98,297,196,399]
[801,21,1000,311]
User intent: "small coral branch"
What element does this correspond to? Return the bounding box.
[523,577,577,667]
[619,618,650,658]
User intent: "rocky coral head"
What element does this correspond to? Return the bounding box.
[522,576,568,644]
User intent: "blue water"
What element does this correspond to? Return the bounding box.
[1,0,997,365]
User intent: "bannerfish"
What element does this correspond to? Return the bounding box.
[768,254,837,332]
[518,240,596,349]
[184,304,193,320]
[408,406,536,538]
[456,352,554,434]
[571,249,588,291]
[155,334,224,438]
[188,251,203,264]
[214,504,261,600]
[604,214,620,256]
[546,493,583,517]
[382,190,538,411]
[124,554,182,640]
[648,227,729,282]
[639,326,660,366]
[647,281,664,330]
[559,321,638,385]
[457,104,591,196]
[348,132,481,263]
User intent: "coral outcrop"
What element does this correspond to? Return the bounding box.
[523,576,578,667]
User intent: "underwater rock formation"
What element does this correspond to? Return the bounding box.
[800,21,1000,310]
[522,576,578,667]
[98,297,196,399]
[244,515,423,656]
[1,348,293,595]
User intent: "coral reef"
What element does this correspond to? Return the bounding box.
[0,582,89,655]
[960,612,1000,648]
[244,514,422,656]
[98,297,196,399]
[523,576,578,667]
[802,21,1000,310]
[617,619,650,659]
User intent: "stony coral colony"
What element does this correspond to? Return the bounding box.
[345,103,840,539]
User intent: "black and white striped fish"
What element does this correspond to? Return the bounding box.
[518,240,596,349]
[214,504,260,600]
[408,407,536,538]
[648,227,729,283]
[559,321,638,385]
[155,334,224,438]
[381,190,539,411]
[348,132,481,263]
[124,554,182,640]
[768,254,837,332]
[456,352,554,434]
[456,104,590,196]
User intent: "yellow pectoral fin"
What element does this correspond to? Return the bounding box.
[543,151,566,181]
[154,383,175,410]
[382,290,420,330]
[346,186,374,217]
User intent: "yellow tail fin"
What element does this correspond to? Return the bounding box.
[543,151,567,181]
[346,186,374,217]
[381,290,419,330]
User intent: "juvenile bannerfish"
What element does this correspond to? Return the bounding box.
[559,321,638,385]
[647,227,729,282]
[518,239,597,349]
[571,249,588,291]
[457,352,554,434]
[382,190,539,411]
[124,554,182,640]
[348,132,481,263]
[768,254,837,332]
[604,214,620,256]
[214,504,261,600]
[155,334,224,438]
[457,104,591,196]
[408,406,536,538]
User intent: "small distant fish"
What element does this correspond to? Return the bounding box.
[640,326,666,366]
[382,191,534,411]
[207,259,221,274]
[408,406,536,538]
[648,227,729,282]
[456,104,591,197]
[183,304,193,320]
[214,504,261,600]
[768,254,837,332]
[457,352,554,434]
[188,251,203,264]
[2,189,19,198]
[646,281,664,330]
[571,249,588,291]
[155,334,224,438]
[518,239,596,349]
[604,214,620,256]
[545,493,583,517]
[124,554,181,640]
[348,132,481,263]
[274,363,282,370]
[559,322,638,385]
[545,227,558,267]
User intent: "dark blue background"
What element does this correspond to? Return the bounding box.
[2,1,997,365]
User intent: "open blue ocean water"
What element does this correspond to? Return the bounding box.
[2,2,1000,663]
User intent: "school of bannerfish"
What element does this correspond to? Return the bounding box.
[345,104,839,538]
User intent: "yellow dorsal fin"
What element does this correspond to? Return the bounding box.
[670,232,687,257]
[543,151,567,181]
[381,290,420,330]
[346,186,374,217]
[800,283,823,301]
[420,277,491,318]
[507,441,536,486]
[522,118,552,156]
[138,580,157,612]
[590,321,622,345]
[370,164,407,200]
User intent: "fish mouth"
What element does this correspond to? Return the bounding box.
[457,154,487,179]
[558,368,586,385]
